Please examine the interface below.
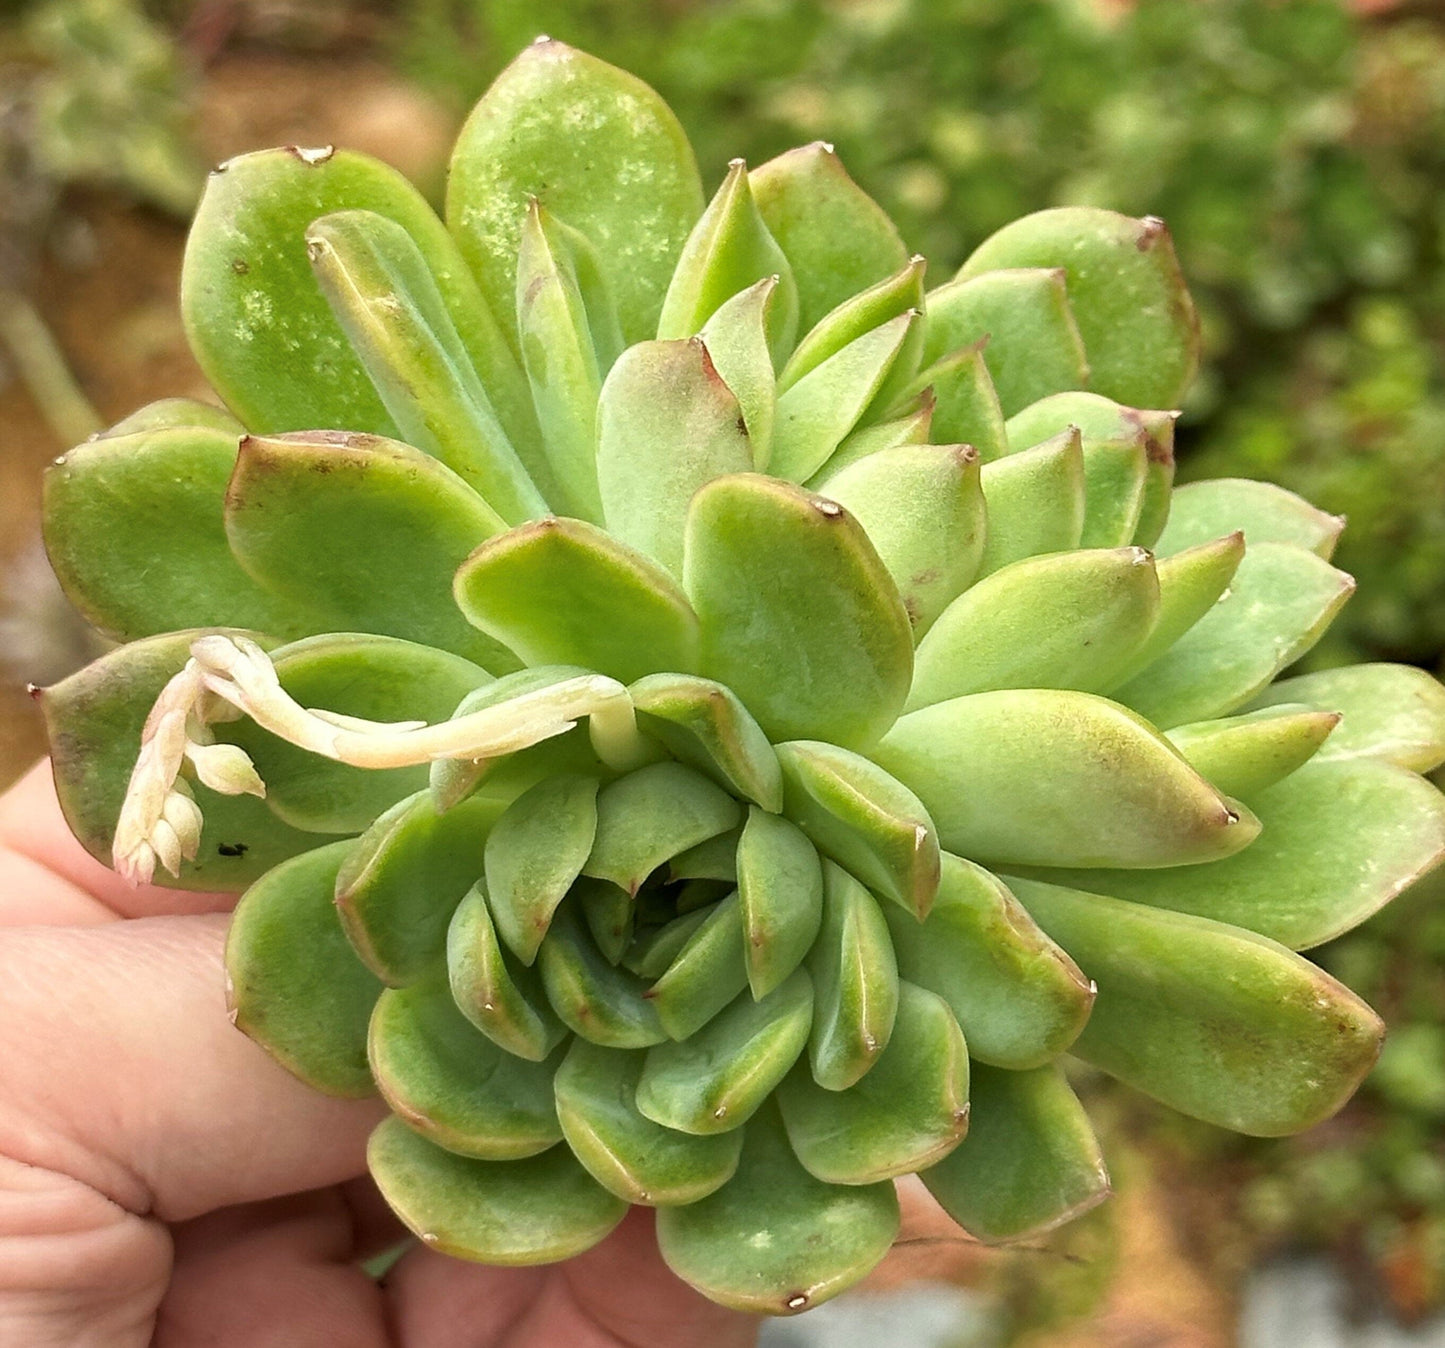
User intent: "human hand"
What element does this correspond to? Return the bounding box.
[0,759,760,1347]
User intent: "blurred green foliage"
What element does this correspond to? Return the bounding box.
[396,0,1445,665]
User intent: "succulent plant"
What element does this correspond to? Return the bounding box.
[36,40,1445,1316]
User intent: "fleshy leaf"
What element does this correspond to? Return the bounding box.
[369,1115,627,1264]
[750,142,910,335]
[658,1101,899,1314]
[43,426,315,641]
[649,891,750,1040]
[875,689,1259,868]
[669,830,741,883]
[1112,542,1355,729]
[887,341,1009,462]
[883,854,1094,1070]
[584,761,742,895]
[448,885,565,1059]
[699,278,777,468]
[908,547,1160,708]
[1157,478,1345,560]
[768,313,917,483]
[225,839,380,1096]
[42,629,328,891]
[685,474,913,748]
[98,396,243,438]
[1026,757,1445,950]
[775,741,940,919]
[818,443,986,635]
[1011,876,1385,1134]
[484,772,599,964]
[736,806,824,1000]
[976,428,1086,576]
[335,790,503,985]
[183,146,523,438]
[454,516,700,683]
[538,899,667,1048]
[1167,707,1341,800]
[924,268,1089,416]
[806,392,937,486]
[447,40,704,347]
[957,207,1199,409]
[656,160,798,362]
[514,200,607,519]
[225,430,516,671]
[554,1040,743,1205]
[306,209,547,525]
[636,969,814,1134]
[921,1064,1109,1243]
[778,981,969,1184]
[1250,664,1445,773]
[630,673,783,811]
[596,338,753,578]
[807,862,899,1091]
[369,981,562,1159]
[225,634,491,834]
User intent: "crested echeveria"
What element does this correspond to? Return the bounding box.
[37,39,1445,1316]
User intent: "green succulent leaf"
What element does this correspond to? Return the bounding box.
[976,428,1086,576]
[225,839,380,1096]
[887,341,1009,462]
[1011,876,1385,1134]
[775,740,940,919]
[750,142,910,335]
[957,207,1199,409]
[42,630,328,890]
[876,689,1259,868]
[596,338,753,578]
[483,772,599,965]
[98,397,244,438]
[1167,707,1341,800]
[447,39,704,348]
[513,200,607,519]
[577,876,636,964]
[1112,542,1356,729]
[768,312,917,483]
[1157,478,1345,560]
[807,393,939,486]
[883,854,1094,1070]
[447,885,566,1060]
[369,980,563,1159]
[1028,757,1445,951]
[925,268,1089,416]
[306,209,547,525]
[624,908,713,981]
[780,256,924,393]
[818,443,986,635]
[669,830,741,883]
[43,426,315,642]
[630,674,784,811]
[736,807,824,1000]
[698,278,778,467]
[921,1063,1109,1244]
[657,159,798,362]
[807,862,899,1091]
[225,634,491,834]
[538,899,667,1048]
[637,969,814,1134]
[649,890,750,1039]
[554,1040,743,1205]
[225,430,517,671]
[779,981,969,1185]
[685,474,913,748]
[584,761,742,895]
[454,516,700,683]
[183,146,513,437]
[908,546,1161,708]
[369,1114,627,1264]
[335,791,503,985]
[1250,664,1445,773]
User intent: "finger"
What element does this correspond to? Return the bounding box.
[0,761,234,921]
[156,1188,390,1348]
[386,1207,758,1348]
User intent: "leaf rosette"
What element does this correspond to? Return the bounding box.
[38,40,1445,1315]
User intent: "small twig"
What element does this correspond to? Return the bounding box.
[0,288,101,446]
